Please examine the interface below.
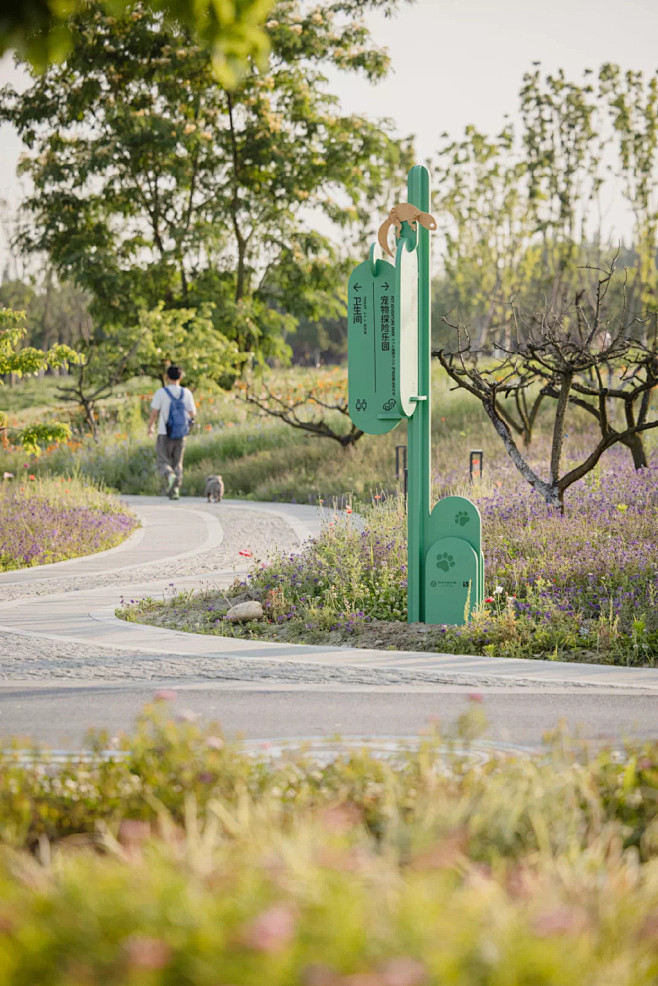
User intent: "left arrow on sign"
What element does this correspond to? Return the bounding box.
[353,282,362,292]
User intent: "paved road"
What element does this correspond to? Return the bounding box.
[1,495,657,750]
[1,679,656,750]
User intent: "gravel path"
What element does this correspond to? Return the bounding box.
[2,499,657,694]
[0,630,595,687]
[0,505,306,677]
[0,508,296,604]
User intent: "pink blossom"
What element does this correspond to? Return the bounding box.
[532,905,588,936]
[124,935,172,970]
[242,904,297,952]
[381,956,428,986]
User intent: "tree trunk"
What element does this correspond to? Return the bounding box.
[483,398,560,507]
[620,431,648,469]
[81,398,98,440]
[550,371,572,483]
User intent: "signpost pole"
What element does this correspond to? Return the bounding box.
[406,165,432,623]
[347,165,483,627]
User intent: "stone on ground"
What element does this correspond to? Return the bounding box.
[226,601,264,622]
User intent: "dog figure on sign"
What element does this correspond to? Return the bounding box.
[205,475,225,503]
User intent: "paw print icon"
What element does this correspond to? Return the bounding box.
[436,552,455,572]
[455,510,470,527]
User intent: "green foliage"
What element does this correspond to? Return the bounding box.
[433,63,658,345]
[0,275,93,351]
[599,63,658,314]
[0,706,658,982]
[89,303,244,385]
[0,0,274,87]
[1,0,412,364]
[0,307,82,454]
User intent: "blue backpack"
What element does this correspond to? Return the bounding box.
[165,386,190,439]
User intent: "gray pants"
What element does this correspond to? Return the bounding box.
[156,435,186,492]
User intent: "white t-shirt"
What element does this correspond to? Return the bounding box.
[151,385,197,437]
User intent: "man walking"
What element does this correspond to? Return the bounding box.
[147,365,196,500]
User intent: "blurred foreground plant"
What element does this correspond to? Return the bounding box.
[0,704,658,983]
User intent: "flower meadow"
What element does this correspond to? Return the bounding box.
[124,445,658,665]
[0,703,658,984]
[0,476,138,571]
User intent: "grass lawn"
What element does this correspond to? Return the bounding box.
[0,366,500,500]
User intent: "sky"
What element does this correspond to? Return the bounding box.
[1,0,657,267]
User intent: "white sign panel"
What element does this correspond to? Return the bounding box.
[396,238,418,417]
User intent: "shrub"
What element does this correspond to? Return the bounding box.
[0,706,657,983]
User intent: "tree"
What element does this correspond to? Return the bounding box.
[57,303,244,436]
[434,263,658,511]
[599,64,658,322]
[0,0,274,87]
[519,65,605,301]
[0,307,82,454]
[239,369,363,448]
[1,0,412,365]
[432,64,658,351]
[0,272,93,352]
[433,124,534,350]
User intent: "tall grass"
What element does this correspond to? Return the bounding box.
[4,366,657,501]
[0,705,657,983]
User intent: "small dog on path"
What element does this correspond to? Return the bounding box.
[205,475,225,503]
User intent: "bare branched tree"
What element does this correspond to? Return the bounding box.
[434,262,658,510]
[238,379,363,449]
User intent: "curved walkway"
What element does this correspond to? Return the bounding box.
[1,495,658,691]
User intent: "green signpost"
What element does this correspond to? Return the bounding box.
[347,243,402,435]
[347,165,485,625]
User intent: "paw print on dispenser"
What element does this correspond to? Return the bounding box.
[436,552,455,572]
[455,510,470,527]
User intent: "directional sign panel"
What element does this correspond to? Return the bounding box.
[347,250,402,435]
[396,237,419,417]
